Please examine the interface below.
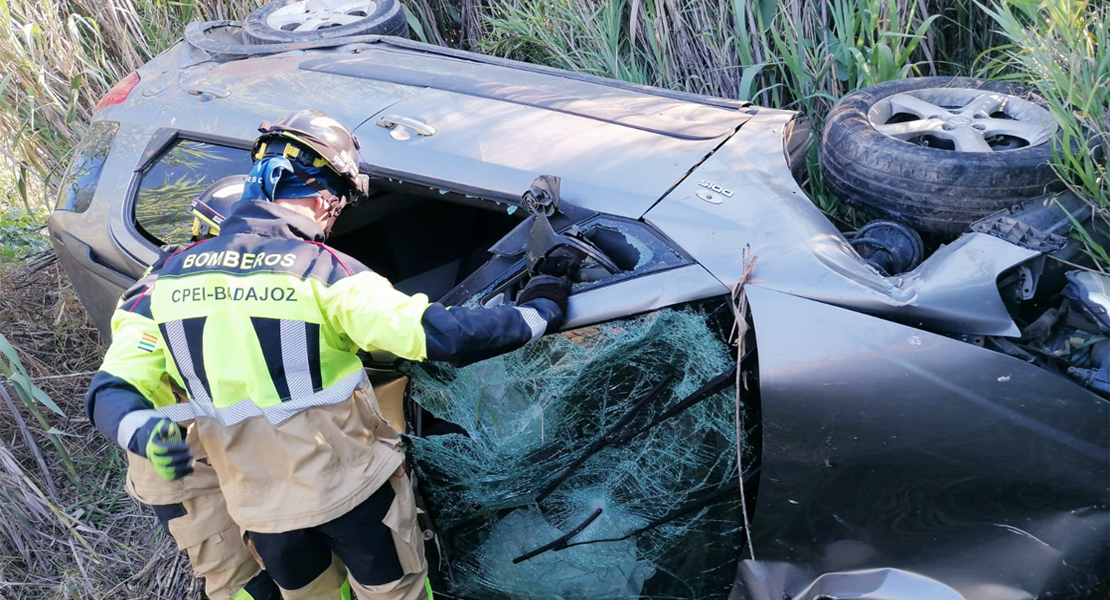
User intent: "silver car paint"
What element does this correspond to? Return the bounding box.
[57,39,758,335]
[62,34,1041,340]
[645,110,1033,336]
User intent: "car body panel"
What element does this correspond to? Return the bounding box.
[302,49,748,139]
[181,23,752,111]
[48,227,134,336]
[563,264,728,329]
[350,86,737,219]
[645,111,1031,337]
[335,48,752,218]
[47,118,167,335]
[740,285,1108,600]
[135,41,750,220]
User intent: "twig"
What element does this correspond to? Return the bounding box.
[21,251,57,276]
[70,538,93,590]
[30,370,98,382]
[1046,252,1108,274]
[0,376,58,497]
[25,476,95,552]
[729,245,757,562]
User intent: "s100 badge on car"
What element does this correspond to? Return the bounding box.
[698,179,734,197]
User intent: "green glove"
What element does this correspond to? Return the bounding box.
[133,418,194,481]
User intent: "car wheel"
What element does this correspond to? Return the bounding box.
[821,76,1063,235]
[241,0,408,44]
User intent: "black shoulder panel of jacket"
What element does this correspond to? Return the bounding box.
[157,234,372,286]
[118,273,158,318]
[317,244,371,278]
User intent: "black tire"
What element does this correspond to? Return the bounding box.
[242,0,409,45]
[820,76,1063,235]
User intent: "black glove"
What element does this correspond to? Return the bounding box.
[518,274,570,316]
[535,246,583,279]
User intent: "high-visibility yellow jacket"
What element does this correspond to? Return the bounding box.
[87,200,560,531]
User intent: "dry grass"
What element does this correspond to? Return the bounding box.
[0,258,202,599]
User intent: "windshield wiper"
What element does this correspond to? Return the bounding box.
[534,364,738,504]
[514,471,756,564]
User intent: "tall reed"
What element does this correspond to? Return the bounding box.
[980,0,1109,269]
[0,0,262,213]
[479,1,950,121]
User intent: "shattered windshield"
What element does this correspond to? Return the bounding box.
[405,306,751,599]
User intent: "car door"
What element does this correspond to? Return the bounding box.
[304,46,751,220]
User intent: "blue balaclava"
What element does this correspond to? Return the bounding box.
[241,155,344,203]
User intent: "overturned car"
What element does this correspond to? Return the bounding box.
[46,2,1108,599]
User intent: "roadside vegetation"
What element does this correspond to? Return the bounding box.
[0,0,1106,597]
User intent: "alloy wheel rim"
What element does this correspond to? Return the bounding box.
[867,88,1057,152]
[266,0,379,32]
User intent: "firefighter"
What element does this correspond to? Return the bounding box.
[86,109,571,599]
[113,175,282,600]
[190,175,248,240]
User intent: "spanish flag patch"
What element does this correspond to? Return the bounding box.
[138,333,158,353]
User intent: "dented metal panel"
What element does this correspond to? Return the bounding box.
[563,264,728,329]
[740,286,1109,600]
[645,111,1037,336]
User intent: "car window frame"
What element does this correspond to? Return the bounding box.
[436,212,695,307]
[124,128,254,251]
[55,120,120,213]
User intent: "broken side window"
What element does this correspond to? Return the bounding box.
[405,306,752,600]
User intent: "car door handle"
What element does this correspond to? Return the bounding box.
[186,85,231,100]
[54,231,137,288]
[375,115,436,140]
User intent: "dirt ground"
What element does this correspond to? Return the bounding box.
[0,254,202,599]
